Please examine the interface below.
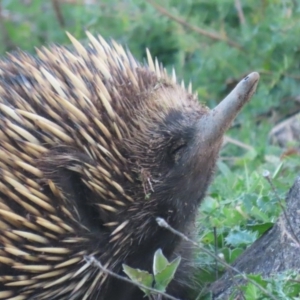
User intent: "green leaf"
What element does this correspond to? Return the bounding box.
[154,256,181,292]
[217,161,232,178]
[225,229,257,247]
[229,248,244,263]
[247,222,274,236]
[272,161,284,179]
[249,206,271,223]
[243,282,262,299]
[153,249,169,275]
[122,264,153,296]
[247,274,268,289]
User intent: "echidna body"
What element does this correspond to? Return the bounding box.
[0,32,259,299]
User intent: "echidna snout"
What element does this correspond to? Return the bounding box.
[0,32,259,300]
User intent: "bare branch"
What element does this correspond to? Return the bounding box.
[234,0,246,25]
[147,0,243,50]
[51,0,65,28]
[223,136,254,151]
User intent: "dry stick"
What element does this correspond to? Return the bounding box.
[223,136,254,151]
[84,255,181,300]
[156,217,278,300]
[234,0,246,25]
[51,0,65,28]
[146,0,243,50]
[259,69,300,80]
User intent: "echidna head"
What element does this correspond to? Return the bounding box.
[116,70,259,258]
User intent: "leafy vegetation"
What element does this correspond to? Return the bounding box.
[1,0,300,299]
[123,249,181,297]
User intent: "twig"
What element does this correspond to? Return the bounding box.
[156,217,279,300]
[234,0,246,25]
[51,0,65,28]
[84,255,181,300]
[259,69,300,80]
[223,136,254,151]
[146,0,243,50]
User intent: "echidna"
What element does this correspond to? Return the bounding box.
[0,32,259,300]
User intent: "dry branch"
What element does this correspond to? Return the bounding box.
[234,0,246,25]
[147,0,243,50]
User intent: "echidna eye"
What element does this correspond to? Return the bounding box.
[172,144,185,154]
[171,143,186,163]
